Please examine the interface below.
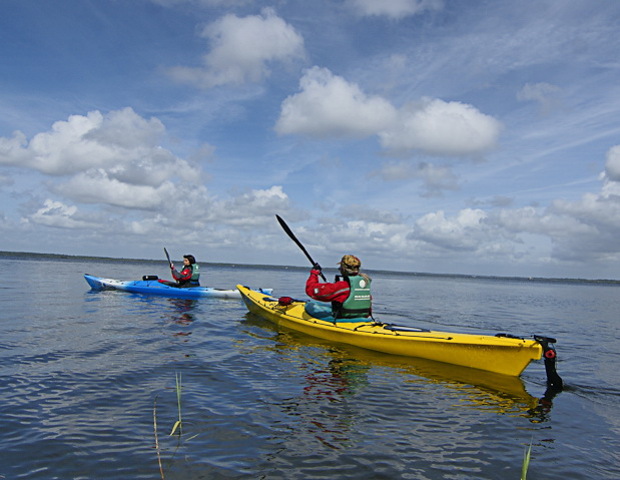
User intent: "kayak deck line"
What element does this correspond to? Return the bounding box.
[304,318,457,341]
[237,285,563,386]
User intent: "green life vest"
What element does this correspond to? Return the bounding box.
[333,274,371,319]
[189,264,200,285]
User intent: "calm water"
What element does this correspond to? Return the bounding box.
[0,254,618,479]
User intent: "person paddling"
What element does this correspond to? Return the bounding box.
[167,254,200,287]
[305,254,372,319]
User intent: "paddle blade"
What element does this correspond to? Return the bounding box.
[275,214,294,238]
[275,215,326,281]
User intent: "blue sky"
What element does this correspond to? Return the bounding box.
[1,0,620,279]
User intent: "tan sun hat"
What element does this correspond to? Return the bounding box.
[338,255,361,270]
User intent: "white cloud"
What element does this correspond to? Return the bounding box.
[22,183,292,251]
[307,213,414,261]
[604,145,620,182]
[371,163,620,270]
[0,131,28,164]
[56,171,178,210]
[28,199,96,229]
[276,68,500,159]
[214,185,292,227]
[413,208,491,251]
[457,179,620,264]
[168,8,305,88]
[496,206,594,239]
[334,220,412,253]
[0,107,197,181]
[84,107,165,150]
[378,98,502,156]
[0,108,202,209]
[405,177,620,266]
[348,0,443,19]
[123,185,294,248]
[275,66,397,138]
[551,192,620,234]
[2,107,295,241]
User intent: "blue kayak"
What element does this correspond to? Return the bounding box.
[84,274,272,299]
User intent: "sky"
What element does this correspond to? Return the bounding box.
[1,0,620,280]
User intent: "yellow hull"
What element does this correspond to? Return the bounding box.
[237,285,543,377]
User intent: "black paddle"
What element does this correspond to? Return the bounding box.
[276,214,327,281]
[164,247,173,269]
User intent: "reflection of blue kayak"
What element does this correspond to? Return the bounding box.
[85,274,272,299]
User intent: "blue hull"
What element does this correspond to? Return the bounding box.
[84,274,272,299]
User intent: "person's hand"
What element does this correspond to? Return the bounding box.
[311,262,322,273]
[170,263,174,270]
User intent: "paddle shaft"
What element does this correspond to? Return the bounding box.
[276,215,327,281]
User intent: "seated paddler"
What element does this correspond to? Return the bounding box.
[169,254,200,287]
[305,254,372,321]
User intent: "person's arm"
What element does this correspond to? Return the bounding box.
[172,266,192,281]
[305,269,349,302]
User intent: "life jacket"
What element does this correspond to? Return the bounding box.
[332,274,371,319]
[178,264,200,287]
[188,264,200,286]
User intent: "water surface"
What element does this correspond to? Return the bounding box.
[0,254,618,479]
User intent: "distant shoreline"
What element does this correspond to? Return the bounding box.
[2,250,618,286]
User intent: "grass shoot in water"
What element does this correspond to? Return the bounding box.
[170,372,182,436]
[520,439,533,480]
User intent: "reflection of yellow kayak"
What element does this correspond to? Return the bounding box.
[394,354,541,412]
[237,285,548,377]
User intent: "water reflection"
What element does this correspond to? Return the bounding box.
[276,352,371,450]
[165,298,197,323]
[301,354,370,401]
[163,298,197,339]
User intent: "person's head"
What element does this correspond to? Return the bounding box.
[338,254,361,276]
[183,254,196,265]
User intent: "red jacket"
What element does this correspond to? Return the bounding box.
[305,269,350,303]
[171,266,193,282]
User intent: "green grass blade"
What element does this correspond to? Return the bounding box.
[169,420,181,436]
[169,372,182,436]
[175,372,182,426]
[521,440,532,480]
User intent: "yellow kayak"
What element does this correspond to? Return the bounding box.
[237,285,562,382]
